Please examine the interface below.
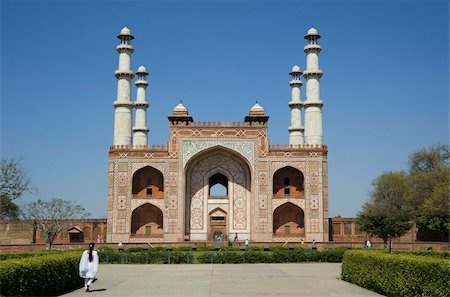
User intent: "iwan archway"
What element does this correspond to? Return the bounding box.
[184,147,251,241]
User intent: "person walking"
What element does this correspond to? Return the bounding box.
[118,241,124,251]
[79,242,99,292]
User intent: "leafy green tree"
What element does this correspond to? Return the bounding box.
[22,198,89,250]
[409,144,449,173]
[408,144,449,234]
[0,157,33,220]
[356,171,413,243]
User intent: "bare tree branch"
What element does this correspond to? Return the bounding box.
[22,198,90,250]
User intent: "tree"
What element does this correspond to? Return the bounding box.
[0,157,33,220]
[409,144,449,173]
[356,171,413,244]
[357,144,450,244]
[408,144,449,234]
[22,198,89,250]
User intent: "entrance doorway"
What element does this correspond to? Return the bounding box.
[209,209,227,241]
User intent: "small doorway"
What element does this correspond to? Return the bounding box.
[209,209,227,241]
[68,227,84,243]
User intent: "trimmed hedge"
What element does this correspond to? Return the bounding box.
[341,250,450,297]
[97,247,350,264]
[390,249,450,259]
[0,250,65,261]
[0,251,81,296]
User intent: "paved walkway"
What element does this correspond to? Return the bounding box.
[62,263,382,296]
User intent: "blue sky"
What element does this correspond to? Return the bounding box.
[1,0,448,218]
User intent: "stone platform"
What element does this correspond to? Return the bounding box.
[62,263,382,296]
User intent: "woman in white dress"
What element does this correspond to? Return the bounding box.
[79,242,99,292]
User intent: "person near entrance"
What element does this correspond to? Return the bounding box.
[234,233,238,242]
[245,239,249,247]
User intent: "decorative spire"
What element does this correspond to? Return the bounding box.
[303,27,324,145]
[245,100,269,125]
[113,27,135,146]
[288,65,304,145]
[133,65,150,146]
[168,100,193,125]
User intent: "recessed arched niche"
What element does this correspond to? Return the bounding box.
[132,166,164,198]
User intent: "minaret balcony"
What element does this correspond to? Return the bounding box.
[133,127,149,133]
[116,44,134,53]
[303,44,321,53]
[135,80,149,86]
[115,70,135,79]
[113,100,134,108]
[289,80,303,86]
[288,101,303,108]
[134,101,149,108]
[288,126,304,133]
[303,70,323,79]
[303,100,324,108]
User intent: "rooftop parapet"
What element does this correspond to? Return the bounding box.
[110,144,168,151]
[170,121,268,127]
[269,144,327,150]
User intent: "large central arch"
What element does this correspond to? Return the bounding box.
[184,146,251,241]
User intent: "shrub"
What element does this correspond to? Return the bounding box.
[319,247,350,262]
[95,247,350,264]
[390,249,450,259]
[127,247,146,252]
[165,251,192,264]
[0,250,64,261]
[341,250,450,297]
[0,251,81,296]
[195,245,217,251]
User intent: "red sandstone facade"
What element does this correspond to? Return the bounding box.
[106,108,329,244]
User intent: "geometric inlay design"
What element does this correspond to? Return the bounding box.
[182,139,255,168]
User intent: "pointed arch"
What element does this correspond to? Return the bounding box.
[209,172,228,197]
[132,166,164,198]
[273,166,304,198]
[130,203,163,237]
[184,146,251,240]
[273,202,305,236]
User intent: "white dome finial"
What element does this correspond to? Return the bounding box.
[307,27,318,35]
[250,101,265,114]
[173,101,188,113]
[137,65,147,73]
[120,27,131,35]
[291,65,301,72]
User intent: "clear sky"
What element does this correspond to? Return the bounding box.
[1,0,448,218]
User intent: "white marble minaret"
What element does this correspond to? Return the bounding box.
[113,27,135,146]
[303,27,324,145]
[133,65,149,145]
[288,65,304,145]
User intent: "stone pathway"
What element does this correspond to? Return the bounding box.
[62,263,382,296]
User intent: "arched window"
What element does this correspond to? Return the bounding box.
[273,203,305,236]
[273,166,304,198]
[208,173,228,197]
[131,203,164,237]
[132,166,164,198]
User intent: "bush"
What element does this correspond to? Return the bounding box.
[341,250,450,297]
[127,247,146,252]
[95,247,350,264]
[0,251,81,296]
[390,249,450,259]
[0,250,62,261]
